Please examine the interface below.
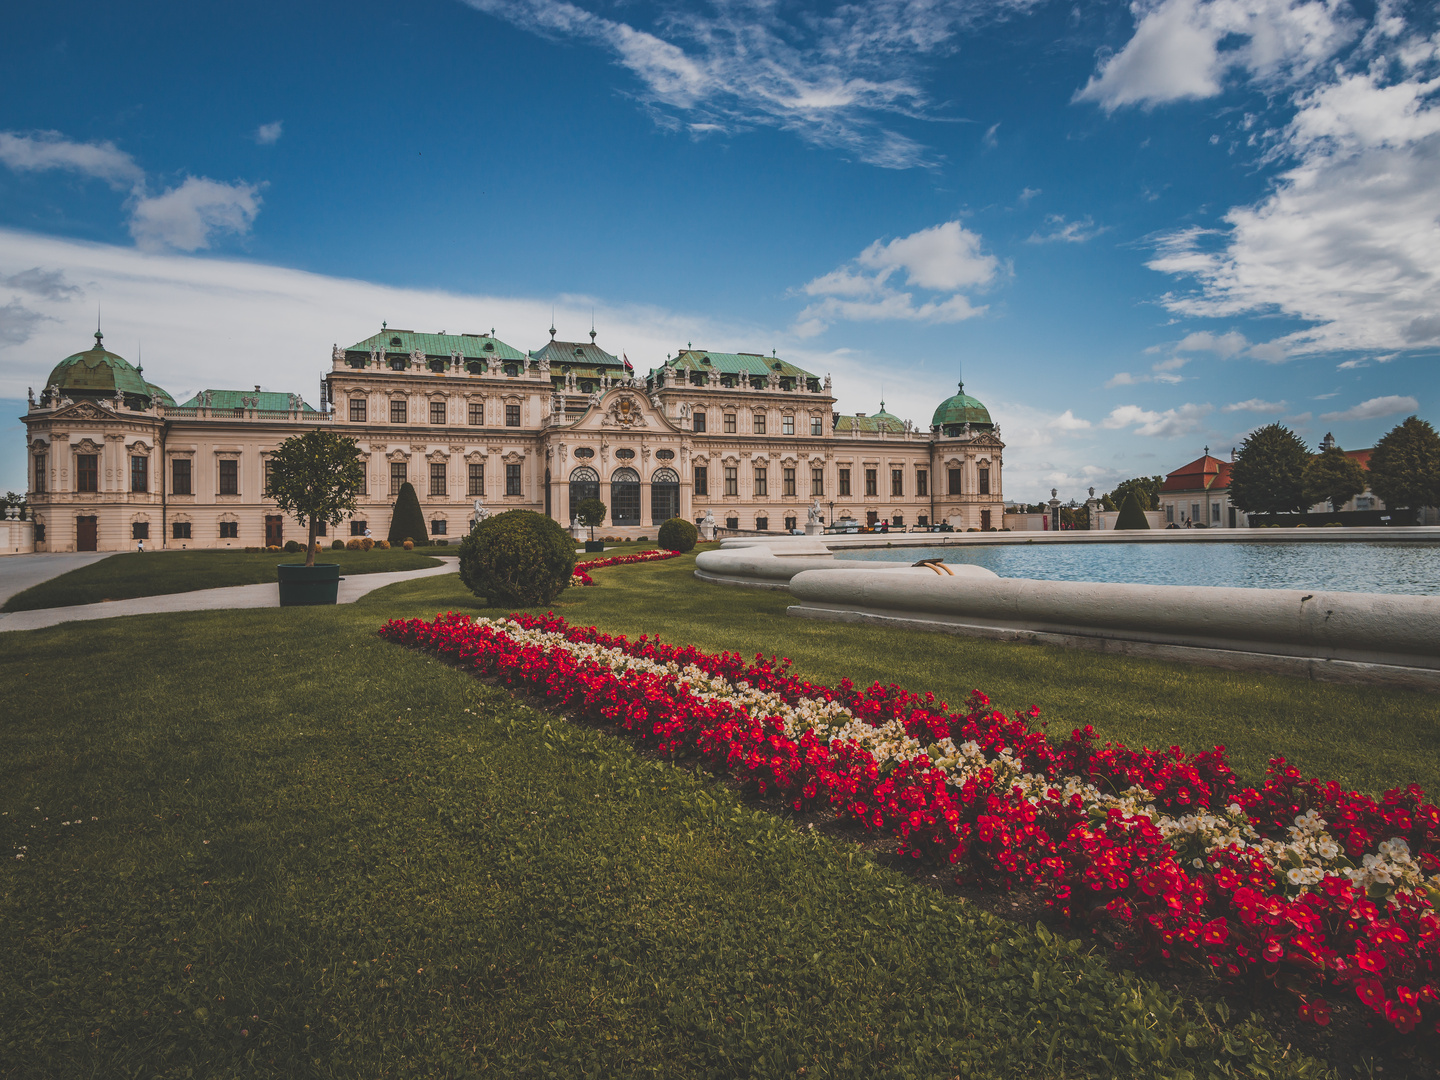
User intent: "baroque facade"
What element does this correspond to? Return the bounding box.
[23,326,1005,552]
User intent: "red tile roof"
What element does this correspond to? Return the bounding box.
[1160,455,1231,493]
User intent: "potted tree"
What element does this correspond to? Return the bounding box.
[575,498,607,553]
[266,429,366,606]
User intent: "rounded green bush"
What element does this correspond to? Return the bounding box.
[657,516,698,553]
[458,509,576,605]
[331,539,345,550]
[283,539,302,553]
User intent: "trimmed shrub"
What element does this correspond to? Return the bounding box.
[459,509,576,605]
[346,538,361,550]
[283,539,302,554]
[403,539,414,550]
[436,538,449,546]
[387,482,428,546]
[377,539,390,550]
[657,517,698,553]
[360,537,375,551]
[331,539,346,550]
[1115,490,1151,530]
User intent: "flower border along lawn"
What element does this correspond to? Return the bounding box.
[0,600,1321,1078]
[1,547,444,611]
[382,612,1440,1047]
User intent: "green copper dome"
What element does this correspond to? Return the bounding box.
[45,330,158,402]
[931,382,993,433]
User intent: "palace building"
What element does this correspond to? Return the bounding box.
[22,325,1005,552]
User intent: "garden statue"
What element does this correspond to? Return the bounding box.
[472,498,491,527]
[700,509,717,541]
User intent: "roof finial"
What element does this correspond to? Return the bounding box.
[550,306,556,339]
[137,341,142,376]
[1204,444,1210,457]
[94,303,103,349]
[590,307,596,343]
[382,320,386,330]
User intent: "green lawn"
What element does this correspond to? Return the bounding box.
[8,547,1429,1077]
[2,548,445,612]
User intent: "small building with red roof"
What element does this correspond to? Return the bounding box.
[1158,448,1241,527]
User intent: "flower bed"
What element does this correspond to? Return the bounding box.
[571,548,681,586]
[379,611,1440,1041]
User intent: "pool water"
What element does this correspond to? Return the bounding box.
[843,541,1440,595]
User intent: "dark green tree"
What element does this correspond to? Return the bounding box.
[387,482,428,546]
[1227,424,1311,516]
[1303,445,1367,512]
[264,430,366,566]
[1367,416,1440,523]
[574,498,607,541]
[1103,476,1163,512]
[458,509,576,604]
[657,516,698,552]
[1114,490,1151,530]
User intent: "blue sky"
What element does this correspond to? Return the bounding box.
[1,0,1436,499]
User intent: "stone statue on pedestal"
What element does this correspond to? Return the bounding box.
[699,509,717,541]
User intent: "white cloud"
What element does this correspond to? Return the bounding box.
[1,268,82,301]
[1074,0,1357,112]
[1105,354,1189,387]
[1018,186,1042,204]
[1175,329,1249,358]
[1025,214,1102,243]
[1319,394,1419,421]
[1222,397,1285,412]
[1053,409,1092,430]
[255,121,284,145]
[1103,401,1213,436]
[0,130,144,188]
[0,300,48,346]
[128,178,264,253]
[462,0,1038,168]
[797,220,998,331]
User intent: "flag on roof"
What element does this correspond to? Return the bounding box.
[623,352,633,371]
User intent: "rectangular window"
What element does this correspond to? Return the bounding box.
[1211,502,1221,523]
[783,467,796,497]
[811,417,823,436]
[724,466,738,496]
[76,454,98,493]
[505,463,522,496]
[351,520,368,536]
[918,515,928,527]
[356,466,367,496]
[219,521,238,538]
[753,413,766,435]
[692,411,706,433]
[839,468,851,496]
[132,521,149,540]
[350,397,367,422]
[1165,504,1174,523]
[469,401,484,426]
[1191,502,1200,522]
[694,465,708,496]
[263,459,273,496]
[948,468,962,496]
[430,400,446,425]
[316,520,327,537]
[978,468,990,496]
[724,413,736,434]
[891,469,904,497]
[811,468,824,497]
[782,415,794,436]
[33,523,44,542]
[390,461,407,496]
[173,521,192,540]
[916,469,928,497]
[390,399,407,424]
[468,463,484,496]
[219,459,238,496]
[865,468,877,497]
[753,467,767,496]
[784,516,796,532]
[431,518,448,536]
[33,454,46,493]
[430,462,447,497]
[172,458,192,496]
[505,404,521,427]
[756,515,769,531]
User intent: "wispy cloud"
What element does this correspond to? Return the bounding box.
[1222,397,1285,413]
[0,300,48,346]
[1,268,82,302]
[795,220,999,333]
[1025,213,1102,244]
[0,130,144,188]
[461,0,1037,168]
[1102,401,1213,437]
[254,121,283,145]
[1106,354,1189,387]
[1319,394,1419,422]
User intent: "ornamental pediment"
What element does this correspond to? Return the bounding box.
[51,400,114,422]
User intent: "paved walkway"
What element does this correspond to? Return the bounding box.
[0,551,114,607]
[0,558,459,633]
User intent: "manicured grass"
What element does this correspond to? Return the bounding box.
[0,573,1325,1078]
[2,548,445,612]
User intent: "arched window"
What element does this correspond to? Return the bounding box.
[651,467,680,524]
[568,466,599,522]
[611,467,640,525]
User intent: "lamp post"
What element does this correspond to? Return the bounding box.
[1048,487,1061,532]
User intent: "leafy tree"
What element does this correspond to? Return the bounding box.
[574,497,607,541]
[1303,445,1367,512]
[387,482,428,546]
[1227,424,1311,515]
[1114,490,1151,530]
[1367,416,1440,523]
[1103,476,1163,513]
[264,430,365,566]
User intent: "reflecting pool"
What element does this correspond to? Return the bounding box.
[842,541,1440,595]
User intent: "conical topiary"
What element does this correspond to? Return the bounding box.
[387,481,429,545]
[1114,490,1151,530]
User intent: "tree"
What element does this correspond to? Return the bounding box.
[388,482,428,546]
[264,430,365,566]
[1303,445,1367,512]
[1367,416,1440,523]
[1227,424,1310,516]
[458,510,575,605]
[1114,490,1151,530]
[574,498,607,541]
[1103,476,1163,513]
